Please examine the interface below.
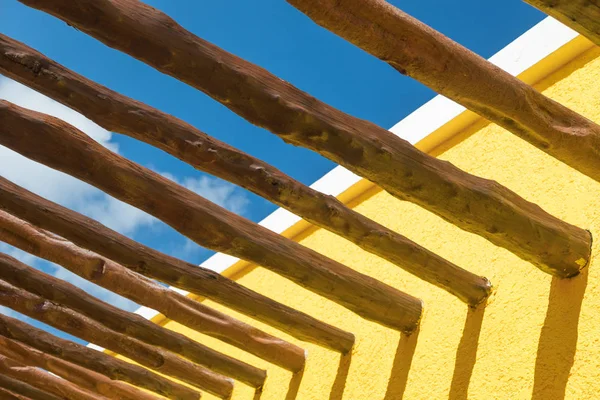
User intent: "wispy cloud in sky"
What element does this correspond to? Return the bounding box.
[0,76,249,328]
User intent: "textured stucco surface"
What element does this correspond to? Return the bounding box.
[155,47,600,399]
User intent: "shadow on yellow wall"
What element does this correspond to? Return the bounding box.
[533,269,588,400]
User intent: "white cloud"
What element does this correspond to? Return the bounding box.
[0,77,153,235]
[0,75,250,314]
[162,172,250,215]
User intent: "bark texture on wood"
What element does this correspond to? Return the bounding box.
[15,0,592,277]
[0,355,103,400]
[0,374,61,400]
[288,0,600,180]
[0,315,200,400]
[0,34,491,305]
[0,101,423,333]
[0,275,232,399]
[524,1,600,46]
[0,210,306,372]
[0,386,32,400]
[0,252,266,388]
[0,337,158,400]
[0,177,354,353]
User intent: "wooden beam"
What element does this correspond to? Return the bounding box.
[0,101,423,333]
[0,337,159,400]
[0,386,33,400]
[0,177,354,353]
[0,374,61,400]
[0,211,306,372]
[0,252,263,389]
[0,355,103,400]
[287,0,600,178]
[0,34,491,306]
[524,1,600,46]
[0,279,232,399]
[0,315,200,400]
[15,0,592,277]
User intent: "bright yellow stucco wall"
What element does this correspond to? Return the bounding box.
[159,46,600,400]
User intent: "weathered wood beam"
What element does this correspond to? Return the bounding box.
[0,337,158,400]
[0,355,103,400]
[0,252,265,389]
[0,177,354,353]
[0,315,200,400]
[0,336,159,400]
[288,0,600,177]
[0,374,61,400]
[0,211,306,372]
[16,0,592,277]
[0,278,232,399]
[0,101,423,333]
[524,1,600,46]
[0,386,32,400]
[0,34,491,306]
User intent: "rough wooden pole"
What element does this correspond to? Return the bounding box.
[289,0,600,178]
[0,101,423,333]
[16,0,592,277]
[287,1,600,184]
[0,355,104,400]
[0,337,160,400]
[0,34,491,305]
[0,177,354,353]
[0,252,266,389]
[524,1,600,46]
[0,315,201,400]
[0,386,32,400]
[0,211,306,372]
[0,374,61,400]
[0,279,232,399]
[0,280,232,398]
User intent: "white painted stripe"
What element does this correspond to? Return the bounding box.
[86,17,581,348]
[389,17,578,144]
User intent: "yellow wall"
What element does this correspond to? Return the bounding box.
[159,45,600,399]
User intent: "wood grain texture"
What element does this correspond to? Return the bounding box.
[16,0,592,277]
[0,177,354,353]
[0,34,491,305]
[287,0,600,176]
[0,100,423,333]
[0,273,232,398]
[0,252,264,389]
[524,1,600,46]
[0,313,201,400]
[0,210,306,372]
[0,337,158,400]
[0,374,62,400]
[0,355,104,400]
[0,387,33,400]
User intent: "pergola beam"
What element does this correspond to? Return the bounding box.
[286,0,600,180]
[0,176,354,353]
[16,0,592,277]
[0,374,62,400]
[0,210,305,372]
[0,33,491,305]
[0,277,232,399]
[0,315,200,400]
[0,336,159,400]
[0,386,33,400]
[0,355,103,400]
[0,100,423,333]
[524,1,600,46]
[0,252,265,389]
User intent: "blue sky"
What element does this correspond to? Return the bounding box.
[0,0,544,343]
